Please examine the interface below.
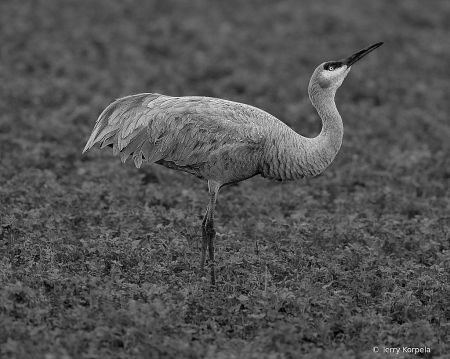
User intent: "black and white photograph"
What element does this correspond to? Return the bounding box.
[0,0,449,358]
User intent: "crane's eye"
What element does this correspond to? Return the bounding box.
[323,62,340,71]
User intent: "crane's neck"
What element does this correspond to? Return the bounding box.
[296,83,344,177]
[309,83,343,162]
[299,83,343,177]
[261,83,344,181]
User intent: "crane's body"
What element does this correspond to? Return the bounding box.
[83,42,383,285]
[84,94,338,183]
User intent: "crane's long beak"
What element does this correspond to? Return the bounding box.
[340,42,383,67]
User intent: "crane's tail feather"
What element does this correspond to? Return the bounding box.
[99,135,115,149]
[82,93,160,154]
[82,93,171,169]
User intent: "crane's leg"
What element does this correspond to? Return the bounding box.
[200,180,220,285]
[200,208,209,270]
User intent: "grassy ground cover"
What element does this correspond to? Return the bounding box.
[1,0,450,357]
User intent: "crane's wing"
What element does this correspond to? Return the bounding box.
[83,93,265,168]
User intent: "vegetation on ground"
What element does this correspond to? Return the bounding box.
[1,0,450,358]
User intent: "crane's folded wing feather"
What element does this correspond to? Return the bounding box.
[83,93,265,168]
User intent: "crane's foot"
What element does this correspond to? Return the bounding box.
[200,242,207,271]
[199,254,216,286]
[199,260,216,287]
[210,263,216,286]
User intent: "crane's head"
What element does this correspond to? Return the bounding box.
[309,42,383,95]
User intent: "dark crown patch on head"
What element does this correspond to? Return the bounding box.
[323,62,342,71]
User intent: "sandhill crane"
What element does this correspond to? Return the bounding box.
[83,42,383,285]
